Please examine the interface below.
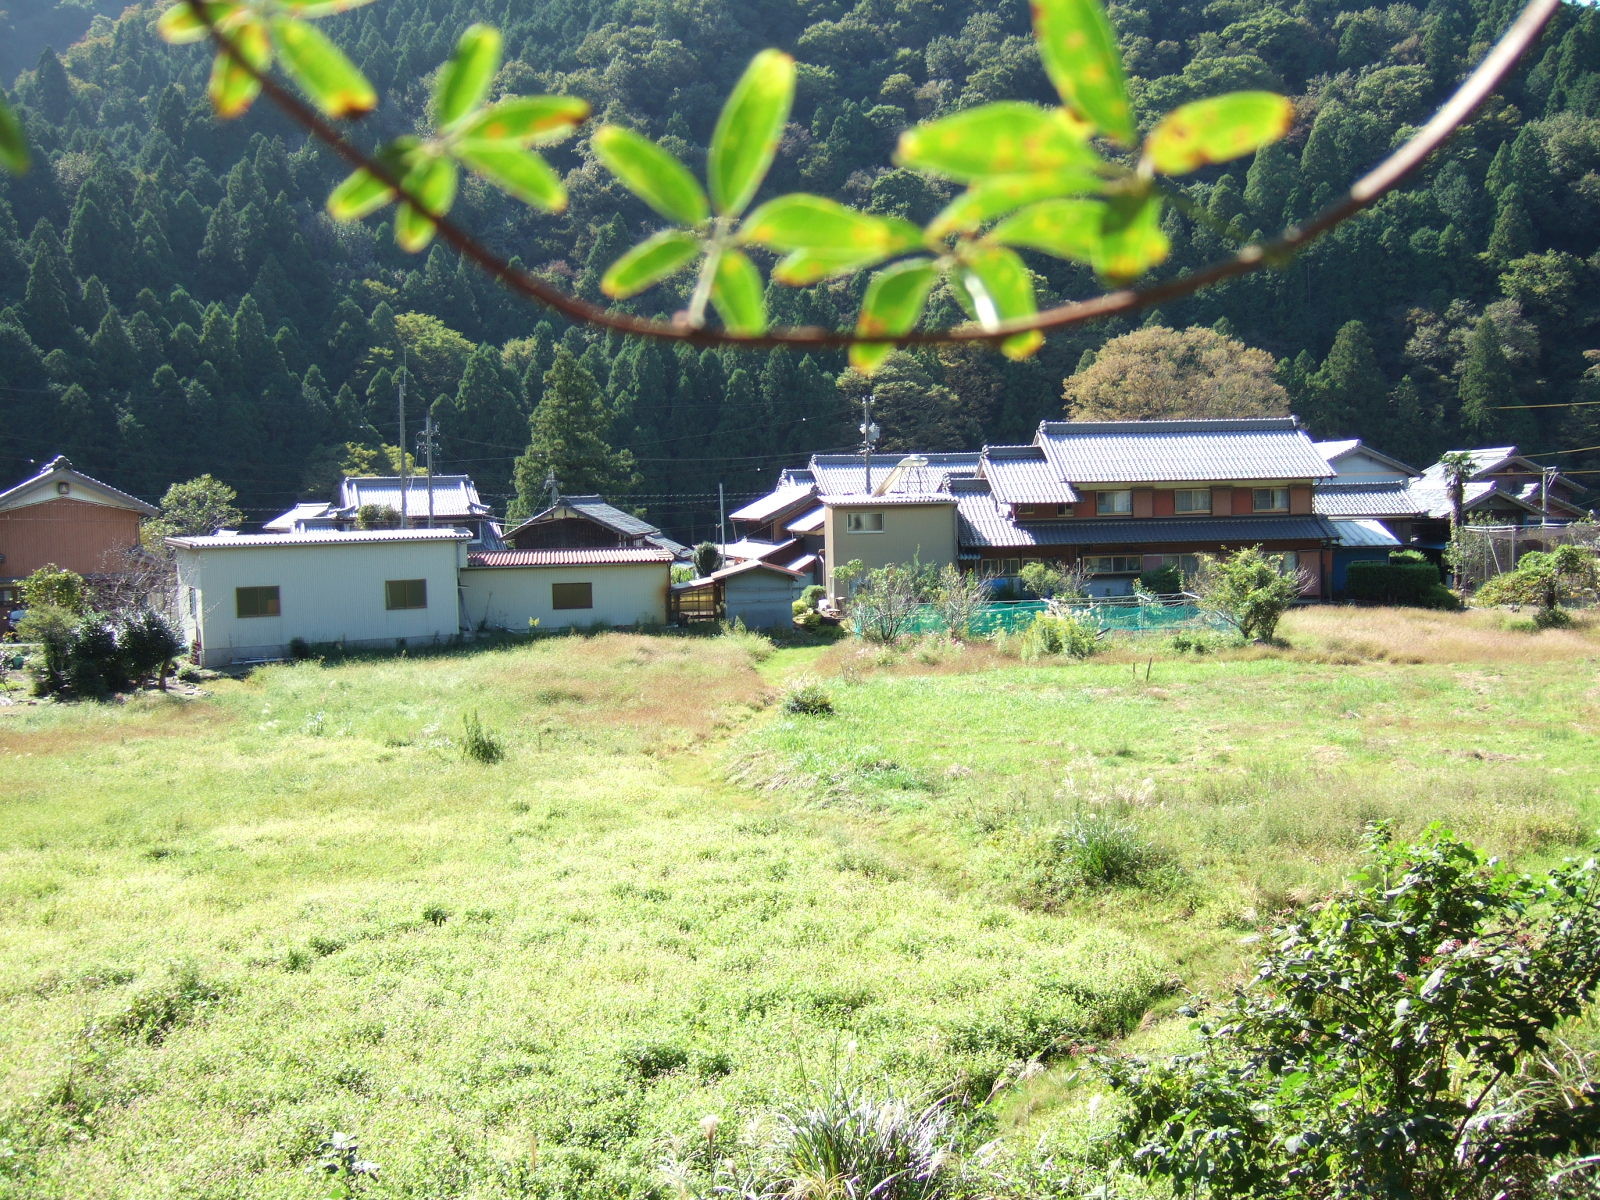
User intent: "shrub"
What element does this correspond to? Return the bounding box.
[63,618,124,697]
[1137,563,1184,594]
[1345,559,1451,606]
[847,562,929,643]
[20,563,88,613]
[1025,813,1163,904]
[353,503,401,530]
[1020,610,1099,660]
[931,563,987,639]
[799,584,826,609]
[781,677,834,715]
[1168,629,1235,654]
[1476,545,1599,626]
[460,711,504,764]
[1102,825,1600,1200]
[692,541,724,579]
[1192,546,1305,642]
[117,608,183,688]
[1018,560,1088,600]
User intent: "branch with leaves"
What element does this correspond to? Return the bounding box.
[95,0,1561,370]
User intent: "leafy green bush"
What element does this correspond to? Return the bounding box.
[1168,629,1236,654]
[1193,546,1304,642]
[1103,825,1600,1200]
[1345,559,1455,607]
[1020,610,1099,659]
[781,677,834,715]
[117,608,184,688]
[1137,563,1183,594]
[460,711,504,763]
[1024,813,1165,905]
[1476,545,1599,626]
[20,563,88,613]
[1018,561,1088,601]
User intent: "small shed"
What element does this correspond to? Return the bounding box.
[670,559,806,629]
[459,547,673,632]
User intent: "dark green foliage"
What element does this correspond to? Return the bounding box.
[1345,560,1458,608]
[117,608,183,688]
[1103,825,1600,1199]
[780,677,834,715]
[691,542,723,579]
[460,710,504,764]
[1137,563,1183,594]
[1025,813,1165,905]
[353,503,401,530]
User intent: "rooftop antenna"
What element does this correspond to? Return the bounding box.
[860,392,881,495]
[397,349,409,525]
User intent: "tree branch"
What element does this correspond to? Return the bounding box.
[187,0,1562,350]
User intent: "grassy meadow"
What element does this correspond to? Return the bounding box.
[1,609,1598,1198]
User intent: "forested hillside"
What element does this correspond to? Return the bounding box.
[1,0,1597,534]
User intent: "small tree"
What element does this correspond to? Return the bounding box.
[1475,544,1599,625]
[692,541,724,579]
[20,563,88,613]
[1019,560,1089,600]
[846,561,930,643]
[931,563,988,638]
[118,608,184,690]
[142,474,245,547]
[354,503,403,530]
[1103,825,1600,1199]
[1192,546,1306,642]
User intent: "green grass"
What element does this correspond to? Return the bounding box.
[1,615,1597,1198]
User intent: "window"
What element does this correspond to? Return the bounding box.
[1161,554,1201,578]
[982,558,1022,576]
[1096,490,1132,515]
[385,579,427,610]
[1174,488,1211,514]
[235,586,280,618]
[552,582,593,610]
[1253,487,1290,512]
[1082,555,1142,575]
[845,511,884,533]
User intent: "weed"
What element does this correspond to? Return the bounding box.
[782,677,835,715]
[460,710,504,763]
[314,1131,378,1198]
[421,905,450,926]
[1022,814,1168,906]
[93,964,224,1045]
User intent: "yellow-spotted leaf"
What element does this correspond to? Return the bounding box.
[956,245,1043,361]
[851,258,938,374]
[1143,91,1294,175]
[602,230,701,299]
[709,248,767,335]
[1092,191,1169,284]
[277,0,381,15]
[272,18,375,117]
[457,142,565,210]
[0,96,27,173]
[394,155,458,252]
[592,125,709,227]
[435,25,501,130]
[707,49,795,217]
[207,15,270,117]
[741,194,921,257]
[157,2,237,45]
[462,96,589,145]
[896,103,1098,184]
[1032,0,1136,145]
[326,138,414,219]
[772,247,903,286]
[987,198,1105,263]
[928,169,1106,237]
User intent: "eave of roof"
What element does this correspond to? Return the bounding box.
[1035,418,1335,484]
[0,457,159,516]
[168,529,470,549]
[466,548,673,567]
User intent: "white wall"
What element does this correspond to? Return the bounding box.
[174,540,464,666]
[458,563,668,631]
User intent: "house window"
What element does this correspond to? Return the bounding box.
[1174,488,1211,514]
[552,582,593,610]
[982,558,1022,576]
[1096,490,1133,515]
[1253,487,1290,512]
[845,511,884,533]
[1160,554,1201,578]
[1082,555,1142,575]
[236,586,280,618]
[385,579,427,610]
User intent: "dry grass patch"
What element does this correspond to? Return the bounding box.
[1282,605,1600,664]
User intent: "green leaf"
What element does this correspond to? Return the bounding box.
[457,142,564,210]
[706,248,767,335]
[896,103,1099,184]
[1093,191,1169,283]
[851,258,938,375]
[772,248,899,286]
[956,245,1043,361]
[461,96,589,145]
[928,170,1106,237]
[1143,91,1294,175]
[0,96,28,174]
[601,230,702,299]
[707,49,795,217]
[1032,0,1137,145]
[395,155,458,252]
[592,125,710,227]
[326,139,414,220]
[435,24,502,130]
[271,17,376,118]
[156,2,237,45]
[987,198,1105,262]
[741,194,921,257]
[206,16,271,118]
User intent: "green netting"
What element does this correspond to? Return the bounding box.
[894,599,1221,638]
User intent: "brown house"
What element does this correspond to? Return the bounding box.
[0,456,157,609]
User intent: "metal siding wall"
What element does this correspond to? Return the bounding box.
[459,563,668,631]
[0,499,143,579]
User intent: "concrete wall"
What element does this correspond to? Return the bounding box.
[459,563,668,631]
[174,540,464,667]
[823,503,957,597]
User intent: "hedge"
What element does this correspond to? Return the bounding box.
[1345,560,1456,608]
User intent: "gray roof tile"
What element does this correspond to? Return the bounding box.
[1313,480,1425,517]
[980,445,1079,504]
[1036,418,1334,483]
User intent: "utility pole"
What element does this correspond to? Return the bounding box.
[397,356,409,525]
[417,413,438,528]
[860,392,881,495]
[718,483,726,547]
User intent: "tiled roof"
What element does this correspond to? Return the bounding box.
[1331,518,1402,548]
[262,502,334,532]
[808,453,981,496]
[466,548,673,567]
[1313,439,1420,478]
[169,529,470,549]
[676,558,809,589]
[335,475,491,520]
[722,538,798,562]
[1407,479,1535,520]
[823,493,956,507]
[729,483,816,524]
[557,495,658,538]
[1313,480,1424,517]
[980,445,1079,504]
[786,506,826,535]
[0,455,159,516]
[1036,417,1335,483]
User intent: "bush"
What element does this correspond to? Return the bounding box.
[1025,813,1164,905]
[1168,629,1236,654]
[1018,560,1087,600]
[1137,563,1183,594]
[1103,825,1600,1200]
[460,711,504,763]
[1020,610,1099,659]
[1193,546,1305,642]
[846,561,929,643]
[692,541,723,579]
[20,563,88,613]
[1345,559,1449,606]
[781,677,834,715]
[118,608,183,687]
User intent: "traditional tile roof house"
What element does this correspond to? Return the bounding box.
[265,474,504,547]
[504,495,687,558]
[1410,448,1587,530]
[0,456,158,609]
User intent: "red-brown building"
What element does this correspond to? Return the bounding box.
[0,456,157,610]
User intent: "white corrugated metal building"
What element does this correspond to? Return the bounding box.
[459,547,672,632]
